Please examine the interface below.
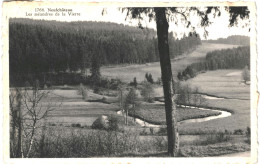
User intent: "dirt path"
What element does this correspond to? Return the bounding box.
[218,151,250,157]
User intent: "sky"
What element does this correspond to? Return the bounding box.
[4,3,251,40]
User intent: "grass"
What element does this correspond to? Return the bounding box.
[180,142,250,157]
[177,69,250,134]
[17,126,249,157]
[101,43,239,82]
[187,69,250,100]
[129,103,221,125]
[24,126,167,157]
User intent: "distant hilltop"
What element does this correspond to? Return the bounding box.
[202,35,250,46]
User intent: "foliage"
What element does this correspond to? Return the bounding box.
[199,132,231,145]
[178,46,250,80]
[28,128,166,157]
[203,35,250,45]
[140,81,155,102]
[242,65,250,83]
[125,88,139,122]
[129,77,138,87]
[175,83,206,107]
[145,73,154,84]
[91,116,110,130]
[90,52,101,85]
[180,142,250,157]
[76,83,88,100]
[9,18,201,82]
[233,129,244,135]
[246,127,250,144]
[108,115,119,131]
[10,80,61,158]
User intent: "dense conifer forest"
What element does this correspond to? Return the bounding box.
[10,18,201,75]
[202,35,250,45]
[178,46,250,80]
[9,18,201,86]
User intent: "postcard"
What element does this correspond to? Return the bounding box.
[1,1,258,163]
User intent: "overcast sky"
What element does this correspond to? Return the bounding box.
[6,4,251,40]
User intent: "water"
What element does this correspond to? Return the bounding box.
[202,95,225,100]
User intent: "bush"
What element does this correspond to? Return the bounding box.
[200,132,231,145]
[71,123,82,128]
[108,115,119,131]
[93,87,101,94]
[157,127,167,135]
[246,127,251,144]
[233,129,244,135]
[155,77,162,85]
[129,77,138,87]
[28,127,163,157]
[140,81,154,103]
[145,73,154,84]
[91,116,109,130]
[77,83,88,100]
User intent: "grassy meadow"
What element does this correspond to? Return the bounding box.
[101,43,239,82]
[178,69,250,134]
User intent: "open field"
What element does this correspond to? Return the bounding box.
[186,69,250,100]
[178,69,250,133]
[130,103,221,125]
[101,43,239,82]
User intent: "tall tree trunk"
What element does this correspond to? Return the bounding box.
[155,7,179,157]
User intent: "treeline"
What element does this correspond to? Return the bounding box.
[178,46,250,80]
[10,18,201,76]
[202,35,250,46]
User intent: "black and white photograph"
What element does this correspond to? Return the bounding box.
[1,1,258,163]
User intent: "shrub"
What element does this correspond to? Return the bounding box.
[246,127,251,144]
[77,83,88,100]
[93,86,101,94]
[152,136,167,152]
[129,77,138,87]
[71,123,82,128]
[108,115,119,131]
[91,116,109,130]
[140,81,154,103]
[29,127,163,157]
[157,127,167,135]
[200,132,231,145]
[155,77,162,85]
[233,129,244,135]
[145,73,154,84]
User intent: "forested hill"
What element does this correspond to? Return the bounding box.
[202,35,250,46]
[10,18,201,74]
[178,46,250,80]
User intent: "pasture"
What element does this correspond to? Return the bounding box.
[101,43,239,82]
[179,69,250,134]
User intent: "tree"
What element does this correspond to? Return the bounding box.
[125,88,139,123]
[130,77,138,87]
[9,80,62,158]
[141,81,155,102]
[145,73,154,84]
[117,84,127,124]
[90,42,101,85]
[242,65,250,84]
[76,83,88,100]
[123,6,249,157]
